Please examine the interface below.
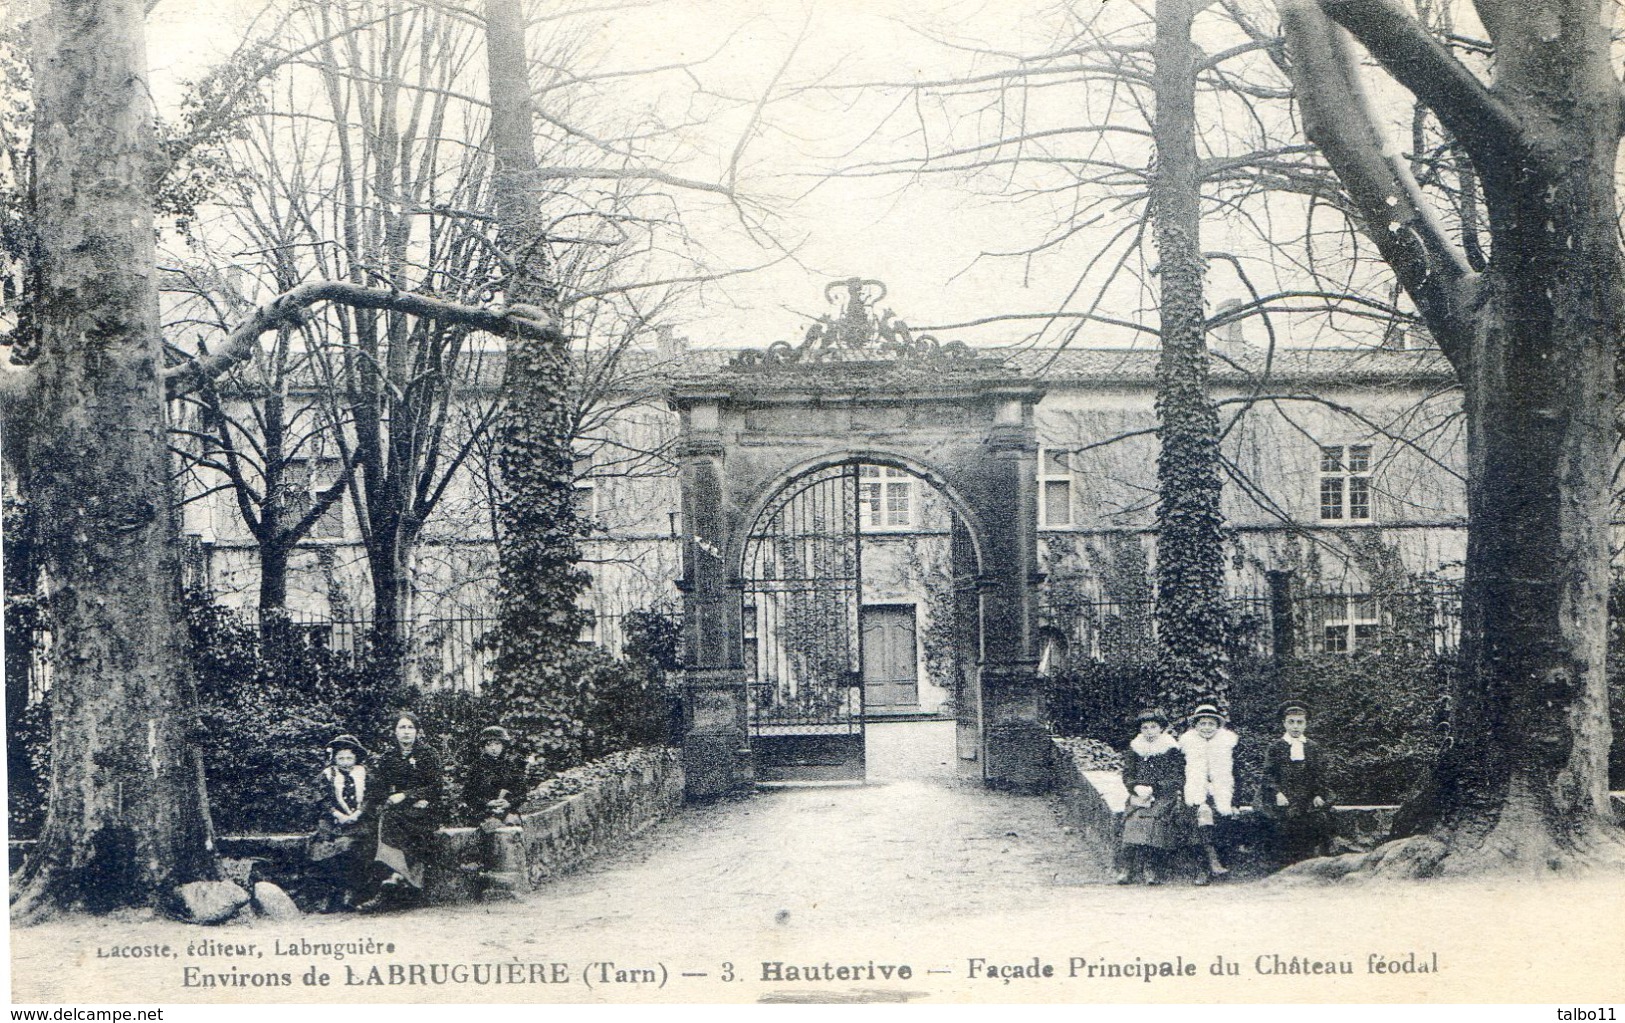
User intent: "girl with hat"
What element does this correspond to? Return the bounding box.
[307,734,373,912]
[1116,708,1187,885]
[1178,701,1238,884]
[359,711,445,909]
[1257,699,1336,866]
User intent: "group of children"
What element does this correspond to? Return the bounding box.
[307,717,531,913]
[1117,699,1335,885]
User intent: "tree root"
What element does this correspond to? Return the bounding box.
[1273,818,1625,884]
[10,866,68,927]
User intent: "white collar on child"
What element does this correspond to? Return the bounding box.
[1281,733,1307,761]
[1130,733,1177,756]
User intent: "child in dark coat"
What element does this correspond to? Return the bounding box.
[464,725,528,826]
[1117,709,1186,885]
[306,734,374,912]
[1257,699,1336,866]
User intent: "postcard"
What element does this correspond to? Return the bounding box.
[5,0,1623,1010]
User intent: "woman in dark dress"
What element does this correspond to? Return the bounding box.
[306,734,374,912]
[1257,699,1336,866]
[361,711,444,907]
[1117,708,1187,885]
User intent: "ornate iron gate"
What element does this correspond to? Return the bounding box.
[741,463,866,781]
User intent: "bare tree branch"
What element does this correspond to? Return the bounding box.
[163,281,557,399]
[1315,0,1521,176]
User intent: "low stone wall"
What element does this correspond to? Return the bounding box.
[513,746,686,888]
[1048,737,1404,881]
[1045,743,1120,881]
[213,745,685,908]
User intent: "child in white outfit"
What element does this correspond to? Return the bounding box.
[1178,701,1238,884]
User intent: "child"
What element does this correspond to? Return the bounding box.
[1257,699,1336,866]
[1117,708,1186,885]
[464,725,527,826]
[462,725,530,898]
[1178,702,1238,884]
[307,734,373,912]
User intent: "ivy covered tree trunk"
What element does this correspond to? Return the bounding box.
[484,0,591,763]
[1151,0,1228,713]
[1279,0,1625,874]
[10,0,215,922]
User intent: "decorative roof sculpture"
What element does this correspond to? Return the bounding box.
[727,278,989,372]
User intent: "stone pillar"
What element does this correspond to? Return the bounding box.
[674,396,752,798]
[951,517,983,770]
[978,389,1052,790]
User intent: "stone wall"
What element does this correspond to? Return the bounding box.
[513,746,685,887]
[1044,741,1120,881]
[211,746,685,909]
[1047,737,1404,881]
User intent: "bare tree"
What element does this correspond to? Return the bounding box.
[165,265,356,617]
[1,0,567,918]
[1276,0,1625,874]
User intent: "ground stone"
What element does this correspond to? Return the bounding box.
[252,881,301,921]
[173,881,250,925]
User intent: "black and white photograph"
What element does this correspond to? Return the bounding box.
[2,0,1623,1009]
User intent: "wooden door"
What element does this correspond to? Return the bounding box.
[861,605,919,710]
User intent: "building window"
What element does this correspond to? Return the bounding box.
[286,458,345,539]
[1318,444,1372,521]
[574,452,598,520]
[1038,447,1072,527]
[1322,594,1379,653]
[858,465,913,529]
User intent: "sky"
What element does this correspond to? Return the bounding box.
[130,0,1406,352]
[132,0,1151,349]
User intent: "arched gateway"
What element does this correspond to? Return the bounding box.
[669,280,1051,796]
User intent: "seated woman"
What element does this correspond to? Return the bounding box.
[307,734,373,913]
[359,711,444,909]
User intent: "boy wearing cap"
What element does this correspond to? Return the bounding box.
[464,725,527,826]
[1257,699,1336,866]
[1178,702,1238,884]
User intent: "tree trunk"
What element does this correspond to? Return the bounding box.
[1396,127,1624,873]
[12,0,214,922]
[363,517,414,677]
[1276,0,1625,876]
[484,0,592,760]
[1151,0,1228,711]
[257,542,289,616]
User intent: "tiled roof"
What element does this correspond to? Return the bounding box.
[671,344,1455,387]
[191,342,1456,399]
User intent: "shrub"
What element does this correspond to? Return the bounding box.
[1047,649,1452,806]
[488,607,681,774]
[1043,659,1158,744]
[186,595,421,833]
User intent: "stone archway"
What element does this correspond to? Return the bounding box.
[668,280,1053,797]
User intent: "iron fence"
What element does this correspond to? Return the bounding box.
[21,607,649,701]
[1041,581,1463,668]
